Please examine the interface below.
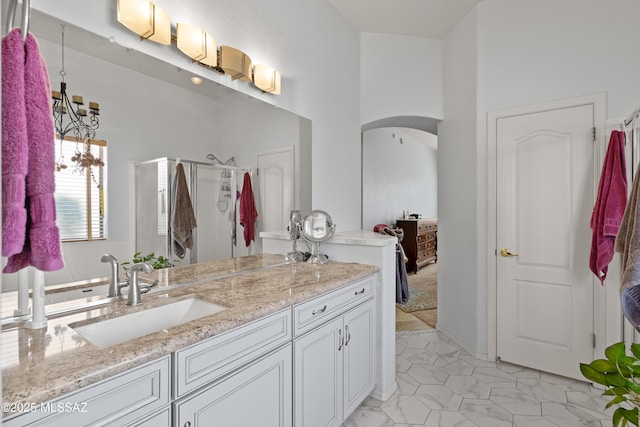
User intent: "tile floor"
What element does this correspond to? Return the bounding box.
[344,330,613,427]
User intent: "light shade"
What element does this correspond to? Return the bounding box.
[219,46,252,82]
[253,64,281,95]
[176,23,217,68]
[117,0,171,45]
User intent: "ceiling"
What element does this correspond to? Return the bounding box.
[329,0,485,39]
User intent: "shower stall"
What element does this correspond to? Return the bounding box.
[133,157,244,266]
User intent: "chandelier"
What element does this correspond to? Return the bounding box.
[51,24,103,173]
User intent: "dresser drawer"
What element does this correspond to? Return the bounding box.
[417,221,436,234]
[174,309,291,398]
[293,276,374,337]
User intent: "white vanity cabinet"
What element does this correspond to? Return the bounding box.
[3,356,171,427]
[293,278,375,427]
[175,343,292,427]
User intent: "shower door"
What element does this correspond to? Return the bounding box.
[134,158,239,267]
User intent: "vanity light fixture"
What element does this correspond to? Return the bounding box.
[219,46,252,82]
[253,64,281,95]
[176,23,218,68]
[117,0,171,45]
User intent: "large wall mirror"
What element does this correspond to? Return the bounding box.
[1,8,312,291]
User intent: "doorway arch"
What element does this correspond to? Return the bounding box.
[361,115,441,231]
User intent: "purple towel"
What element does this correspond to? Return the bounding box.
[4,33,63,272]
[2,28,28,257]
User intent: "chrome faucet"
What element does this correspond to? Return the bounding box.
[124,262,155,306]
[101,254,128,298]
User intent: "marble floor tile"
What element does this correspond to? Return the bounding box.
[512,415,559,427]
[414,384,463,410]
[424,410,476,427]
[489,388,542,416]
[472,367,517,388]
[459,398,513,427]
[445,375,492,399]
[406,363,449,385]
[379,395,431,425]
[497,362,541,379]
[434,356,475,376]
[342,330,613,427]
[541,402,603,427]
[343,406,395,427]
[516,378,567,403]
[401,347,439,365]
[395,372,421,395]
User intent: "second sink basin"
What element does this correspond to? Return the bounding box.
[71,298,226,348]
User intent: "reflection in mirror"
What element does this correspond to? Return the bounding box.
[1,9,312,292]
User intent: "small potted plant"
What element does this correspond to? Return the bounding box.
[580,341,640,426]
[121,251,175,271]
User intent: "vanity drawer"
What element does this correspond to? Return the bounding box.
[293,276,374,337]
[3,356,170,427]
[174,308,291,398]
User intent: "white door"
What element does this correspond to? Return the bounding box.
[496,104,595,380]
[257,146,295,234]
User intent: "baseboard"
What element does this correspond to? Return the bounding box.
[437,324,490,362]
[370,381,398,401]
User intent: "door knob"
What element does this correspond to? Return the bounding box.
[500,248,519,257]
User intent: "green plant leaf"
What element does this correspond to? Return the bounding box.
[580,363,607,385]
[591,358,618,374]
[605,372,630,387]
[631,343,640,360]
[606,342,628,363]
[605,386,631,396]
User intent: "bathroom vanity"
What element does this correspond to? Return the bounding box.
[1,255,377,426]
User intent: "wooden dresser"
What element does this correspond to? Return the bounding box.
[396,218,437,273]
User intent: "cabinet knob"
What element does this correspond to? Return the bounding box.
[354,288,365,296]
[184,422,191,427]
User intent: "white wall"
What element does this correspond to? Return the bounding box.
[362,128,437,231]
[438,8,480,356]
[360,33,443,126]
[29,0,362,229]
[439,0,640,356]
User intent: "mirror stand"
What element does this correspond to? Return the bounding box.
[307,242,330,264]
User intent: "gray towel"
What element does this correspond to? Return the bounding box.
[615,167,640,327]
[171,163,197,259]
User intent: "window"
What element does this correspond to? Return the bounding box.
[54,137,107,241]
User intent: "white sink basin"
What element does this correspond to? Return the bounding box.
[72,298,226,348]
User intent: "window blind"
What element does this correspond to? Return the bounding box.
[54,138,106,241]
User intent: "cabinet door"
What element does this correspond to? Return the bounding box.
[176,344,292,427]
[294,316,343,427]
[343,300,375,417]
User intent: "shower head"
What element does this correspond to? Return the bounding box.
[206,154,236,166]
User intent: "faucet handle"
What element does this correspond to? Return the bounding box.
[130,262,155,274]
[139,280,159,295]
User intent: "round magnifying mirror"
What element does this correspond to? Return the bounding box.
[300,210,336,263]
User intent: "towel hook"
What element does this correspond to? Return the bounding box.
[5,0,30,41]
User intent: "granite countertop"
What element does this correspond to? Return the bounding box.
[1,254,378,410]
